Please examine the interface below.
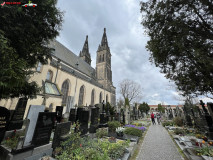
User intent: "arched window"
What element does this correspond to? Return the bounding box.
[99,92,103,103]
[36,62,42,72]
[99,55,102,62]
[106,94,108,103]
[61,80,70,105]
[46,70,53,82]
[49,103,53,112]
[102,54,104,62]
[91,89,95,106]
[78,85,85,106]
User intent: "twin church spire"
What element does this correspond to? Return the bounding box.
[79,28,109,65]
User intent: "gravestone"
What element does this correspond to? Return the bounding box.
[76,107,84,122]
[207,103,213,119]
[89,107,99,133]
[7,98,28,130]
[0,107,10,143]
[32,112,56,147]
[56,106,63,123]
[23,105,45,147]
[79,110,89,135]
[68,108,76,124]
[52,121,71,149]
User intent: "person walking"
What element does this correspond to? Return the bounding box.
[157,113,161,124]
[151,112,156,125]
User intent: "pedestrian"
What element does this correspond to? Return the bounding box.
[151,112,156,125]
[157,113,161,124]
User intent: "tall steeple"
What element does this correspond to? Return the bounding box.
[96,28,112,89]
[79,35,91,65]
[98,28,110,52]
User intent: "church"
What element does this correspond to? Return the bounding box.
[0,28,116,117]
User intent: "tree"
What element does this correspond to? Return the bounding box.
[157,104,165,113]
[139,102,150,115]
[141,0,213,99]
[119,79,142,103]
[0,0,63,99]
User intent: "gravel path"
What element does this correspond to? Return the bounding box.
[136,123,183,160]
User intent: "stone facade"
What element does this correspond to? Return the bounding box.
[0,28,116,118]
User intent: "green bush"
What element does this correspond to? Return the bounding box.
[174,128,185,135]
[96,128,108,138]
[173,117,184,126]
[108,121,120,132]
[162,121,174,127]
[124,127,143,137]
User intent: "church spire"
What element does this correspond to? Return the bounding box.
[98,28,109,51]
[79,35,91,65]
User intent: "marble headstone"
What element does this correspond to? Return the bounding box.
[23,105,45,147]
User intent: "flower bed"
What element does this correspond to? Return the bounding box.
[125,124,146,131]
[55,131,130,160]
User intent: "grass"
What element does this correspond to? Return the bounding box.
[129,124,150,160]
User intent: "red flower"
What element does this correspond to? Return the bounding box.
[14,129,16,133]
[80,144,82,147]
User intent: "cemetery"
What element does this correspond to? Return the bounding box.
[0,98,150,160]
[162,100,213,160]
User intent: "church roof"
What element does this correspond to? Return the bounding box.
[49,39,95,77]
[79,35,91,58]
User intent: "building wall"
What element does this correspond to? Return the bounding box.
[0,58,113,118]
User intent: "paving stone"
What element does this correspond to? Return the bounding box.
[136,124,183,160]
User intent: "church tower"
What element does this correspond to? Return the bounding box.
[96,28,112,89]
[79,35,91,65]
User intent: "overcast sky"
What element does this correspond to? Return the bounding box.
[55,0,213,105]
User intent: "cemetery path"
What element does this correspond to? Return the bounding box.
[136,124,183,160]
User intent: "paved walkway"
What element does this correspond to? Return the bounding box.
[136,123,183,160]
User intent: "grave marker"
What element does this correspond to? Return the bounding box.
[23,105,45,147]
[32,112,56,147]
[0,107,10,143]
[7,98,28,130]
[52,121,71,149]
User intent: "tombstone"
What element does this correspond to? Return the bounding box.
[68,108,76,124]
[79,110,89,135]
[7,98,28,130]
[0,107,10,143]
[207,103,213,119]
[56,106,63,123]
[32,112,56,147]
[89,107,99,133]
[52,121,71,149]
[23,105,45,147]
[76,107,84,122]
[199,100,213,139]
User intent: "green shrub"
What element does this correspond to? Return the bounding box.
[162,121,174,127]
[174,128,185,135]
[124,127,143,137]
[96,128,108,138]
[173,117,184,126]
[108,121,120,132]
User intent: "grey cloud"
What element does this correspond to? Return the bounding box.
[56,0,180,105]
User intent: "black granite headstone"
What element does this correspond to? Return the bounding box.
[68,108,76,124]
[79,111,89,135]
[0,107,10,143]
[89,108,99,133]
[76,107,83,122]
[7,98,28,130]
[56,106,63,123]
[32,112,56,146]
[52,121,71,149]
